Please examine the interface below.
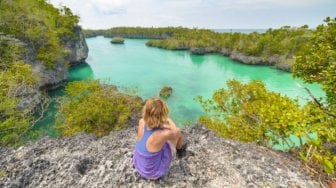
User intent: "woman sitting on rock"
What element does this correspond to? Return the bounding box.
[133,98,185,180]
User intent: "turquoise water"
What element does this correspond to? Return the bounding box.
[32,63,94,138]
[33,36,324,139]
[85,37,324,126]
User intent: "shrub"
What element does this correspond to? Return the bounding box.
[159,86,173,98]
[111,37,125,44]
[197,79,336,179]
[0,62,37,146]
[56,80,142,137]
[197,79,307,148]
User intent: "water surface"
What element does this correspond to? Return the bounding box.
[84,37,324,126]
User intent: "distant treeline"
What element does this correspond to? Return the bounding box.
[83,25,316,71]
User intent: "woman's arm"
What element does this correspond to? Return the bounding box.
[161,118,181,141]
[136,118,145,141]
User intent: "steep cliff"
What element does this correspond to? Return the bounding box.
[65,26,89,66]
[0,124,318,188]
[0,28,88,114]
[34,27,89,90]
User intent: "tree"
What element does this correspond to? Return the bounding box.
[197,80,308,148]
[293,17,336,177]
[294,17,336,107]
[56,80,142,137]
[0,62,37,146]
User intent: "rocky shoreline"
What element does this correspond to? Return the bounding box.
[86,33,292,72]
[36,26,89,90]
[0,123,318,187]
[190,47,291,72]
[4,26,89,113]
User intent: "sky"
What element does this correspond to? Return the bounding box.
[48,0,336,29]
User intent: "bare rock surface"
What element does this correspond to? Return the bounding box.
[0,125,318,188]
[64,26,89,66]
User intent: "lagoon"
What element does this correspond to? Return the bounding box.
[85,37,324,125]
[33,36,324,138]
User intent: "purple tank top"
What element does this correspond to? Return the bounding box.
[133,124,173,179]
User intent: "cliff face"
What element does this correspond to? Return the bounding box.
[220,48,285,67]
[0,27,88,113]
[64,26,89,66]
[35,26,89,90]
[0,124,318,188]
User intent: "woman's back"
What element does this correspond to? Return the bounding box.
[133,121,173,179]
[132,98,184,180]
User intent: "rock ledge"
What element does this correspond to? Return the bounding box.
[0,125,318,188]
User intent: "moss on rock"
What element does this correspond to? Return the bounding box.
[159,86,173,98]
[111,37,125,44]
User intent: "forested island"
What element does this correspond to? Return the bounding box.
[0,0,335,186]
[84,25,314,72]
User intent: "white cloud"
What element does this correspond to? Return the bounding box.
[48,0,336,29]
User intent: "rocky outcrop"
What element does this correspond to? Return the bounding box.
[220,48,290,69]
[159,86,173,98]
[64,26,89,66]
[1,27,88,89]
[110,37,125,44]
[227,51,276,65]
[276,63,292,72]
[32,26,88,90]
[1,27,88,112]
[190,47,206,55]
[0,124,318,188]
[222,48,294,71]
[15,85,43,114]
[0,34,43,112]
[32,62,68,90]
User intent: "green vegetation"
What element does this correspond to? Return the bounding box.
[198,80,335,178]
[159,86,173,98]
[84,25,314,71]
[0,0,79,68]
[294,17,336,107]
[56,80,142,137]
[0,62,37,146]
[0,1,334,181]
[0,0,81,147]
[294,17,336,177]
[83,27,184,39]
[0,34,26,70]
[0,170,7,177]
[197,80,307,147]
[111,37,125,44]
[198,17,336,179]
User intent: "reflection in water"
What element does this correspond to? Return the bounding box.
[189,54,206,67]
[69,62,94,81]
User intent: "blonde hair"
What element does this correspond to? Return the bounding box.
[142,98,169,128]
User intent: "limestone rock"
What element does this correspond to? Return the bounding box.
[111,37,125,44]
[0,124,318,188]
[64,26,89,66]
[32,26,88,90]
[159,86,173,98]
[190,47,206,55]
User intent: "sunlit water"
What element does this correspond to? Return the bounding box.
[33,37,324,145]
[85,37,324,125]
